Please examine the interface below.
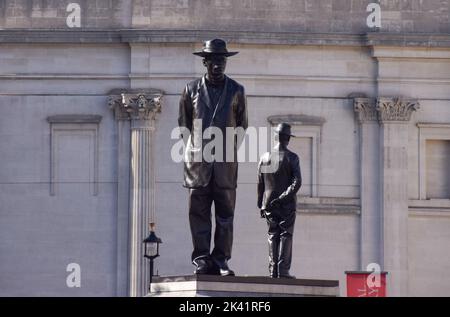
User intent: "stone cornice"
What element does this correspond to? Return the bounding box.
[1,29,450,48]
[108,89,164,121]
[121,29,365,46]
[366,33,450,48]
[0,29,122,43]
[376,97,420,122]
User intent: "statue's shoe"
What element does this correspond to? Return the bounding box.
[278,273,296,279]
[210,259,235,276]
[194,265,209,275]
[219,268,235,276]
[193,259,210,275]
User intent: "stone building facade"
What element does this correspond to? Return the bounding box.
[1,0,450,296]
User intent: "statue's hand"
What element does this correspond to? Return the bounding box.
[269,198,281,209]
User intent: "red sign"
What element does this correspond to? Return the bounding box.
[345,271,388,297]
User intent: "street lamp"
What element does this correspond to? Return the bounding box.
[143,223,162,292]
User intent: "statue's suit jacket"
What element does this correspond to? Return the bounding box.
[257,149,302,212]
[178,75,248,189]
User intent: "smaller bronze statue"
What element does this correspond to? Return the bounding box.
[257,123,302,279]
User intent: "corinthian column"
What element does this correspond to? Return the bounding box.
[354,98,381,271]
[377,97,419,296]
[109,89,163,297]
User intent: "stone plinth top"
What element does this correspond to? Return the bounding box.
[154,275,339,286]
[149,275,339,297]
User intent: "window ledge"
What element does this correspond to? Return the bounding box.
[297,197,360,215]
[409,199,450,209]
[409,199,450,217]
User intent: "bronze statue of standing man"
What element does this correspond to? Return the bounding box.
[178,39,248,276]
[257,123,302,279]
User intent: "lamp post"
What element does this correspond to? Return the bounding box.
[143,223,162,293]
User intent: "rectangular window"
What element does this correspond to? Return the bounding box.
[47,115,101,196]
[268,115,324,198]
[290,136,312,197]
[426,140,450,199]
[417,123,450,200]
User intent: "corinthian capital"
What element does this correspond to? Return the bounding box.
[354,98,377,123]
[108,89,164,121]
[376,97,420,122]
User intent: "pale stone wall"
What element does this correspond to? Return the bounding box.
[408,216,450,297]
[0,0,132,28]
[0,0,449,33]
[0,95,118,296]
[131,0,450,33]
[0,43,130,296]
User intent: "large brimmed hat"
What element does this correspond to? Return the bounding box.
[193,39,239,57]
[275,123,296,137]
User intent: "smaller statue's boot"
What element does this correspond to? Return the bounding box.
[278,234,295,279]
[268,234,279,278]
[211,258,235,276]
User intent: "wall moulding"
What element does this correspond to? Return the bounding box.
[1,30,450,48]
[297,197,361,215]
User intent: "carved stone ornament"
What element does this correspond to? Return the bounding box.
[108,89,164,121]
[353,98,377,123]
[376,97,420,122]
